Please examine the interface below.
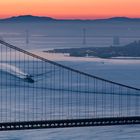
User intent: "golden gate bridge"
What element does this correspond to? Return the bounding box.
[0,40,140,131]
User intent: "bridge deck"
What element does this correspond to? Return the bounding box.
[0,116,139,131]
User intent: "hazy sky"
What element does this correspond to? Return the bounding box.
[0,0,140,19]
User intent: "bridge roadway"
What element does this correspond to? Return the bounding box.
[0,116,139,131]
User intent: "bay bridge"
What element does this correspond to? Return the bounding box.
[3,34,140,49]
[0,40,140,131]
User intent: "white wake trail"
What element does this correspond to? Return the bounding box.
[0,63,28,79]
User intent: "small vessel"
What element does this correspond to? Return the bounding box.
[24,75,35,83]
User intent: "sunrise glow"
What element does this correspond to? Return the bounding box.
[0,0,140,19]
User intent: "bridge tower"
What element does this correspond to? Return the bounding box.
[113,36,120,46]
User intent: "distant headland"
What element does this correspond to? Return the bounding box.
[1,15,140,23]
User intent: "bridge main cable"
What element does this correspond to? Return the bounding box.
[0,39,139,91]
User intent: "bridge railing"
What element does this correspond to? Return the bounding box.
[0,40,140,124]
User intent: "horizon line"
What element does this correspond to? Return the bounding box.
[0,15,140,20]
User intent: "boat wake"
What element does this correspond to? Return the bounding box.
[0,63,35,84]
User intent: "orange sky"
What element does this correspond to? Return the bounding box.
[0,0,140,19]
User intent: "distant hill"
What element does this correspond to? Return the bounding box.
[95,17,140,22]
[0,15,140,23]
[0,15,56,22]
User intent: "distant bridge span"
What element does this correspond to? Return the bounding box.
[0,40,140,131]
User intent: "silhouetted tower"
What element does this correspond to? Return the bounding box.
[113,36,120,46]
[25,30,29,48]
[83,28,86,45]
